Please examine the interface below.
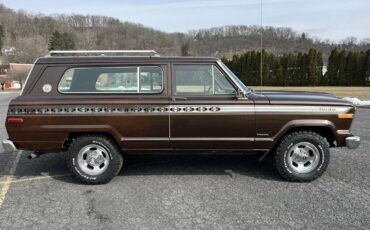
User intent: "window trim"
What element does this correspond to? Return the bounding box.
[57,65,165,94]
[172,63,237,96]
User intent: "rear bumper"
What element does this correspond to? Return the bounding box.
[1,140,17,152]
[345,136,361,149]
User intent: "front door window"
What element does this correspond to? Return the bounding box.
[173,64,236,95]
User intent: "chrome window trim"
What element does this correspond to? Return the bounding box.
[212,65,215,95]
[57,65,164,94]
[136,66,140,93]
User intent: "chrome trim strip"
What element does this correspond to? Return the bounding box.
[337,130,351,135]
[136,66,140,93]
[170,137,255,141]
[121,137,254,141]
[212,65,215,94]
[120,137,274,142]
[255,138,274,142]
[48,50,159,57]
[122,137,170,141]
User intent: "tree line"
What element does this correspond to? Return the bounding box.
[222,49,370,86]
[1,3,370,64]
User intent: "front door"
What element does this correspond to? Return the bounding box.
[170,63,255,149]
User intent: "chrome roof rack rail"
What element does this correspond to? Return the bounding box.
[47,50,160,57]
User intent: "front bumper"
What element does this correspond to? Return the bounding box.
[2,140,17,152]
[345,136,361,149]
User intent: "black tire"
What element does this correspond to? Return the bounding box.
[273,130,330,182]
[66,135,123,184]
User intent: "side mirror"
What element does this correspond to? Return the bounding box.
[236,88,247,99]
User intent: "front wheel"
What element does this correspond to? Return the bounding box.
[273,130,330,182]
[66,135,123,184]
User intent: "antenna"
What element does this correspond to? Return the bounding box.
[260,0,263,87]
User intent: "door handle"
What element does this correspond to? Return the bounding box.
[173,97,187,101]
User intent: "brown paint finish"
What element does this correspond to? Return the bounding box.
[5,56,357,152]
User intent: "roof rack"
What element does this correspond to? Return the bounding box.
[47,50,160,57]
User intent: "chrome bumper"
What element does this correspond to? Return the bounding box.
[1,140,17,152]
[345,136,361,149]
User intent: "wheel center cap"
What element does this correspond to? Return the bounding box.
[87,152,104,167]
[293,150,308,163]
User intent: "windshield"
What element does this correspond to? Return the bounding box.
[218,61,252,94]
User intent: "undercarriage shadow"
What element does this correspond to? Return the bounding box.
[1,150,282,184]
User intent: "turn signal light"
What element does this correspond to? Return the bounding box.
[338,114,353,119]
[7,118,24,123]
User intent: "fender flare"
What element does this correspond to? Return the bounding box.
[272,119,337,143]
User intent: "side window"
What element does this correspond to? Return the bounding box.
[96,67,137,92]
[58,66,163,93]
[140,67,163,92]
[173,64,236,95]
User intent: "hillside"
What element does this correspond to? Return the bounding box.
[0,3,369,63]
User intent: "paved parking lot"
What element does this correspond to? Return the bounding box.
[0,93,369,229]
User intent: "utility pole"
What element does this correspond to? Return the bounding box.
[260,0,263,86]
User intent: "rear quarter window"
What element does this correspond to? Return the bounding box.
[58,66,164,93]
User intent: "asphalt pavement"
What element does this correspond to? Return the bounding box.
[0,93,369,229]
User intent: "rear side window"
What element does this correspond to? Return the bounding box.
[58,66,163,93]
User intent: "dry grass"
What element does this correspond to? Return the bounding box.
[252,86,370,100]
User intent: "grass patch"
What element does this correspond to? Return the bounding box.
[252,86,370,100]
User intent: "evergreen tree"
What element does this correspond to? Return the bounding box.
[181,42,190,56]
[337,51,347,86]
[326,48,339,86]
[222,48,369,87]
[356,51,367,86]
[316,51,324,85]
[365,50,370,86]
[48,31,75,51]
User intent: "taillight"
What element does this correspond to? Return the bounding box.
[7,118,24,123]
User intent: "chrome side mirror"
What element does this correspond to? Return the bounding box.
[236,88,247,99]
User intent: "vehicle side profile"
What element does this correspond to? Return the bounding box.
[2,50,361,184]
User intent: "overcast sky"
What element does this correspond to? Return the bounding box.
[1,0,369,41]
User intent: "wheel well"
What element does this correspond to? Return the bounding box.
[282,126,336,147]
[63,132,118,150]
[260,126,336,161]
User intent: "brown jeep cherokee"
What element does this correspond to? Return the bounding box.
[2,50,361,184]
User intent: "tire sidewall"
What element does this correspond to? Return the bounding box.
[68,137,121,183]
[280,134,329,180]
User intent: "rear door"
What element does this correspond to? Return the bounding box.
[169,62,255,149]
[54,63,171,150]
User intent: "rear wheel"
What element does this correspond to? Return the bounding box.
[66,135,123,184]
[273,130,330,182]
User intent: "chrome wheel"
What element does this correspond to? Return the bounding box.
[286,142,320,174]
[77,144,110,176]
